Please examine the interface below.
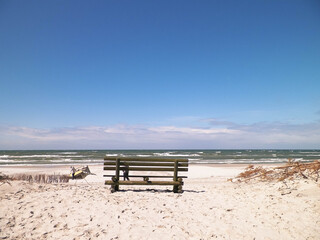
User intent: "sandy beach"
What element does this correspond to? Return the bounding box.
[1,164,319,240]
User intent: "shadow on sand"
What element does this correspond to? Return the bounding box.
[115,188,205,194]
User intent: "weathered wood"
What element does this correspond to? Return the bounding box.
[173,160,179,193]
[115,158,120,191]
[104,157,188,162]
[105,180,183,185]
[104,162,188,167]
[115,158,120,180]
[103,175,188,178]
[104,167,188,172]
[103,157,188,193]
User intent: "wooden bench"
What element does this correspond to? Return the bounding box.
[103,157,188,193]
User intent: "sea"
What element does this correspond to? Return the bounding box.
[0,149,319,166]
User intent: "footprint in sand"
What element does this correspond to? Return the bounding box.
[53,223,60,228]
[6,216,16,228]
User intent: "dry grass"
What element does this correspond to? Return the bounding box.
[1,171,70,184]
[12,173,70,184]
[234,159,320,184]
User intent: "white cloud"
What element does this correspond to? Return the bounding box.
[0,120,320,149]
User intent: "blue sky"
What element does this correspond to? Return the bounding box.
[0,0,320,149]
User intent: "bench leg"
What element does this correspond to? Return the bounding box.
[173,185,183,193]
[173,178,183,193]
[110,176,119,192]
[110,184,116,193]
[110,184,119,192]
[173,184,183,193]
[173,185,178,193]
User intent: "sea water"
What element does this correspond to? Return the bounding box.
[0,149,319,166]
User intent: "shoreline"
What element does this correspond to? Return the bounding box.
[0,162,282,168]
[0,163,249,179]
[0,163,286,181]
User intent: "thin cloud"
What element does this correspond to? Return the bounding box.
[204,118,237,127]
[0,121,320,149]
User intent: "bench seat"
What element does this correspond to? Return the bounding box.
[103,157,188,193]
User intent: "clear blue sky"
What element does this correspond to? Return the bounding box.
[0,0,320,149]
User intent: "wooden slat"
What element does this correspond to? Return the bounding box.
[104,162,188,167]
[103,175,188,178]
[105,180,182,185]
[104,157,188,162]
[104,167,188,172]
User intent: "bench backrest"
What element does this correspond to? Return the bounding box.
[103,157,188,180]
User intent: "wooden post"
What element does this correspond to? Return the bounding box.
[178,178,183,193]
[173,160,178,193]
[115,158,120,191]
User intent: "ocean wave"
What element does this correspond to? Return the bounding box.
[49,158,103,163]
[58,152,78,155]
[0,159,14,163]
[153,152,201,157]
[2,154,86,159]
[2,155,62,158]
[87,159,104,162]
[0,159,39,163]
[189,157,295,164]
[298,151,320,154]
[50,159,74,163]
[188,159,204,163]
[1,150,318,166]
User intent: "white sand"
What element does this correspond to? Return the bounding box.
[0,164,319,239]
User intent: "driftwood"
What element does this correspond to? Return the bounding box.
[0,172,12,186]
[0,172,10,181]
[234,159,320,184]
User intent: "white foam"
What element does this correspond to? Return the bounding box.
[299,151,320,154]
[0,159,38,163]
[59,152,78,155]
[154,152,201,157]
[5,155,61,158]
[0,159,14,163]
